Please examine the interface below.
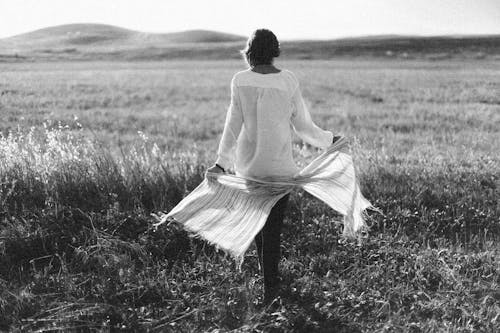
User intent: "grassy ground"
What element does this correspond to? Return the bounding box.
[0,59,499,332]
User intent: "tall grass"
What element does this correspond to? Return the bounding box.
[0,124,203,214]
[0,123,498,332]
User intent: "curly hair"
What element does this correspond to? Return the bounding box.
[241,29,280,67]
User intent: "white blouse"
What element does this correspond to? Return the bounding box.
[215,68,334,178]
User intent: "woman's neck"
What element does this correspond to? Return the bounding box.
[251,64,281,74]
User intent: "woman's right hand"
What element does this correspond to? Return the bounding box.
[206,164,225,174]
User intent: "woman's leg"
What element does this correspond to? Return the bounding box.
[254,193,290,302]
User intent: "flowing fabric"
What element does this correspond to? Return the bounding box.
[153,137,372,262]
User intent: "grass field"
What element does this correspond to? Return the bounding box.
[0,59,499,332]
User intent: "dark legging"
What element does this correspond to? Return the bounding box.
[254,193,290,299]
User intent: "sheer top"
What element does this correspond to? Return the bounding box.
[215,68,333,178]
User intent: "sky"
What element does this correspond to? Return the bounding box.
[1,0,500,40]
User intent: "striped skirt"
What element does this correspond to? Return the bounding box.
[153,137,372,263]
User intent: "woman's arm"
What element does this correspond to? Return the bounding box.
[213,75,243,171]
[290,83,333,148]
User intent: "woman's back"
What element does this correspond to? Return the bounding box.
[216,68,333,178]
[233,69,299,177]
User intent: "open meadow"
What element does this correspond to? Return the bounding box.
[0,59,499,332]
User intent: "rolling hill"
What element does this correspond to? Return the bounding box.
[0,23,499,62]
[3,24,135,46]
[0,23,246,48]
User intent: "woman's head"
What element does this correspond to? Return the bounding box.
[241,29,280,67]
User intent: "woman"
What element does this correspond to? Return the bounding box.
[206,29,340,304]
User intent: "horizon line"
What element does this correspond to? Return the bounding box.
[2,22,500,41]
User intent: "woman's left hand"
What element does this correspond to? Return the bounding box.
[332,135,342,144]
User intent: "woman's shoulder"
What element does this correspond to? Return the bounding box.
[231,69,251,86]
[280,69,298,82]
[233,68,252,77]
[280,69,300,91]
[231,68,298,91]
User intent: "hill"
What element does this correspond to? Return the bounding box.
[282,35,500,60]
[3,23,135,47]
[0,23,499,62]
[0,23,246,58]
